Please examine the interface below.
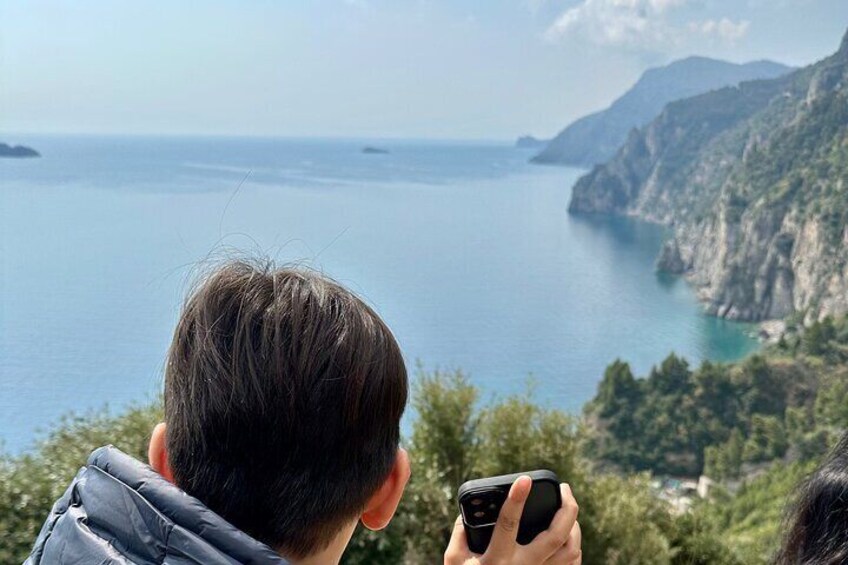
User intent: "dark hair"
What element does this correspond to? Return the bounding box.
[775,431,848,564]
[164,260,408,558]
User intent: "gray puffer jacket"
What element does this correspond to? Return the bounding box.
[26,446,289,564]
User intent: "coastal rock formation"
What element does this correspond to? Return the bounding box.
[533,57,792,167]
[569,29,848,322]
[515,135,548,149]
[0,143,39,158]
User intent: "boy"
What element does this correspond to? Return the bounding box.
[27,261,580,564]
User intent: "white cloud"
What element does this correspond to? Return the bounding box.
[544,0,749,49]
[688,18,751,43]
[543,0,687,48]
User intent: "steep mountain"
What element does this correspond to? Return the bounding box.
[570,30,848,323]
[533,57,792,167]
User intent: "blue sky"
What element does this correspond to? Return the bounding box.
[2,1,847,139]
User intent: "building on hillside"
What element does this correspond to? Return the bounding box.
[651,475,715,515]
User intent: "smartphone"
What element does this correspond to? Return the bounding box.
[457,470,561,554]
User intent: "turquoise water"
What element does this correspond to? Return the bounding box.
[0,136,759,452]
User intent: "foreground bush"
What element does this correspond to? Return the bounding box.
[0,404,163,563]
[696,461,816,563]
[1,371,745,564]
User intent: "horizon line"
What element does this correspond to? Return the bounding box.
[2,130,529,144]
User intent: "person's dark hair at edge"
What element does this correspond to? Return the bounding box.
[775,431,848,565]
[164,260,408,559]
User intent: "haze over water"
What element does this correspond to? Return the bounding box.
[0,136,759,452]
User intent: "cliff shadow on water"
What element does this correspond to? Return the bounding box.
[567,213,669,265]
[569,213,760,361]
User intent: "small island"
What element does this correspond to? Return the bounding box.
[0,143,40,158]
[362,146,389,155]
[515,135,548,149]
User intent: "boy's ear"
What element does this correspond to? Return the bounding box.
[360,448,411,531]
[148,422,176,484]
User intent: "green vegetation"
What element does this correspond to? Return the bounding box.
[588,317,848,479]
[726,88,848,243]
[587,315,848,561]
[568,70,792,219]
[697,461,816,563]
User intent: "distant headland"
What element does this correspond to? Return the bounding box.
[362,146,389,155]
[0,143,40,158]
[515,135,548,149]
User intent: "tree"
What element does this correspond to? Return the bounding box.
[742,415,788,463]
[595,360,641,419]
[409,368,480,494]
[648,354,692,396]
[814,372,848,428]
[585,474,673,565]
[802,317,836,357]
[705,429,745,480]
[738,356,785,416]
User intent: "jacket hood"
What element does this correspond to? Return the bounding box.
[26,445,289,564]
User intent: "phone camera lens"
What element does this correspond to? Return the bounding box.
[471,498,483,506]
[473,511,485,518]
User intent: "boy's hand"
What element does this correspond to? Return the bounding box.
[444,476,581,565]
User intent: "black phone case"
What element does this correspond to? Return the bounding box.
[458,470,561,554]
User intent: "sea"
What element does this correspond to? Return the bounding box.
[0,135,760,452]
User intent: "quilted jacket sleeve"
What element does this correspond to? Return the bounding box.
[24,467,85,565]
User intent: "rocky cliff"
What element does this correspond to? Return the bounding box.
[533,57,791,167]
[570,30,848,323]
